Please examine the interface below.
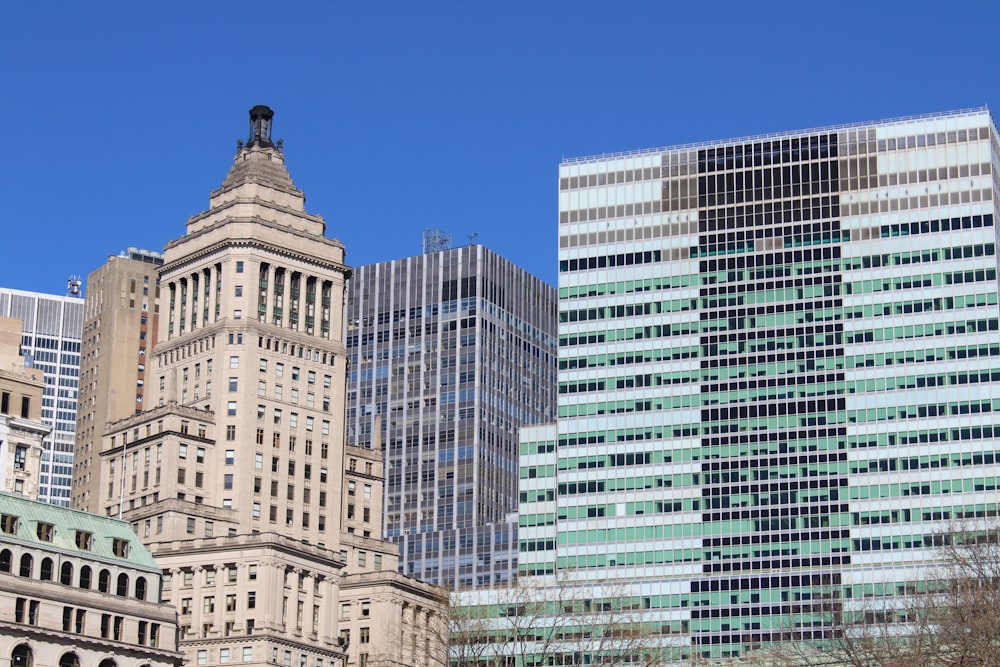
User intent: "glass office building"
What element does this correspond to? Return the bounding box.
[515,107,1000,660]
[347,245,558,589]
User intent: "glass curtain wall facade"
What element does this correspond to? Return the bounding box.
[346,245,558,589]
[0,289,83,506]
[515,107,1000,661]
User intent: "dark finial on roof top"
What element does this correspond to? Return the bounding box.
[247,105,275,149]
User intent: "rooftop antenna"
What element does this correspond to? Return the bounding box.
[467,233,479,246]
[67,276,82,298]
[423,228,452,254]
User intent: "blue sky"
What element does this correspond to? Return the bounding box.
[1,1,997,293]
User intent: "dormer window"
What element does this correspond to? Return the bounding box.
[1,515,18,534]
[112,538,129,558]
[75,531,93,550]
[36,522,54,542]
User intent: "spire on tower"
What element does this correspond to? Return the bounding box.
[247,105,275,149]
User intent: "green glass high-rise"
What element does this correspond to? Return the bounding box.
[515,107,1000,661]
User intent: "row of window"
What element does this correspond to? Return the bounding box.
[0,549,149,598]
[10,644,127,667]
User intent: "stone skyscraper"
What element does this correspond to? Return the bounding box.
[73,248,163,510]
[85,106,445,667]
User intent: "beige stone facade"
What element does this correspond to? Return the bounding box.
[0,492,182,667]
[79,107,446,667]
[73,250,163,512]
[0,317,47,499]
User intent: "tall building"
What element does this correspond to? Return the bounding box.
[346,245,558,589]
[0,491,182,667]
[0,316,49,498]
[73,248,164,510]
[82,106,446,667]
[507,107,1000,662]
[0,289,84,506]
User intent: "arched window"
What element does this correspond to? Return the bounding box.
[98,659,117,667]
[60,561,74,585]
[0,549,11,572]
[19,554,33,578]
[79,566,92,589]
[135,576,147,601]
[116,572,129,597]
[11,644,33,667]
[98,569,111,593]
[58,653,80,667]
[39,558,54,581]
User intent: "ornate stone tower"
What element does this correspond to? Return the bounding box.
[98,106,351,667]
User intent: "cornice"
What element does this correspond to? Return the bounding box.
[161,230,349,277]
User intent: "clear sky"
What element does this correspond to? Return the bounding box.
[1,1,997,293]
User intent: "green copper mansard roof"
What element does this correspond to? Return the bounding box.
[0,492,161,572]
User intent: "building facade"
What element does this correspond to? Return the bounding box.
[82,106,446,667]
[0,289,84,506]
[0,491,182,667]
[346,247,558,589]
[72,248,164,511]
[498,108,1000,662]
[0,317,48,499]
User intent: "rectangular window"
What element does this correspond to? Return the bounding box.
[36,522,54,542]
[226,449,235,464]
[75,530,93,550]
[243,648,253,662]
[236,261,244,273]
[1,515,18,534]
[198,650,207,666]
[230,356,239,369]
[228,401,237,416]
[220,649,231,664]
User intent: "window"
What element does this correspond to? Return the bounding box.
[60,561,73,584]
[243,648,253,662]
[135,577,147,600]
[306,371,314,384]
[363,484,372,500]
[226,449,235,464]
[224,474,234,489]
[226,594,237,611]
[358,551,366,567]
[292,367,300,381]
[234,310,242,320]
[179,444,188,459]
[36,522,53,542]
[1,514,18,534]
[236,261,244,273]
[220,649,231,664]
[226,425,237,440]
[228,401,237,416]
[275,363,284,378]
[79,566,92,589]
[230,356,240,369]
[112,538,129,558]
[197,650,207,666]
[321,420,329,436]
[252,502,261,518]
[178,468,187,484]
[248,564,257,580]
[197,448,205,463]
[247,592,256,608]
[305,416,314,431]
[40,558,53,581]
[235,285,243,297]
[360,627,370,644]
[348,481,355,496]
[340,603,350,619]
[255,453,263,469]
[187,518,196,534]
[258,381,266,396]
[373,554,382,571]
[361,601,370,617]
[75,530,92,550]
[117,573,129,596]
[204,596,215,613]
[13,446,27,471]
[113,615,123,640]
